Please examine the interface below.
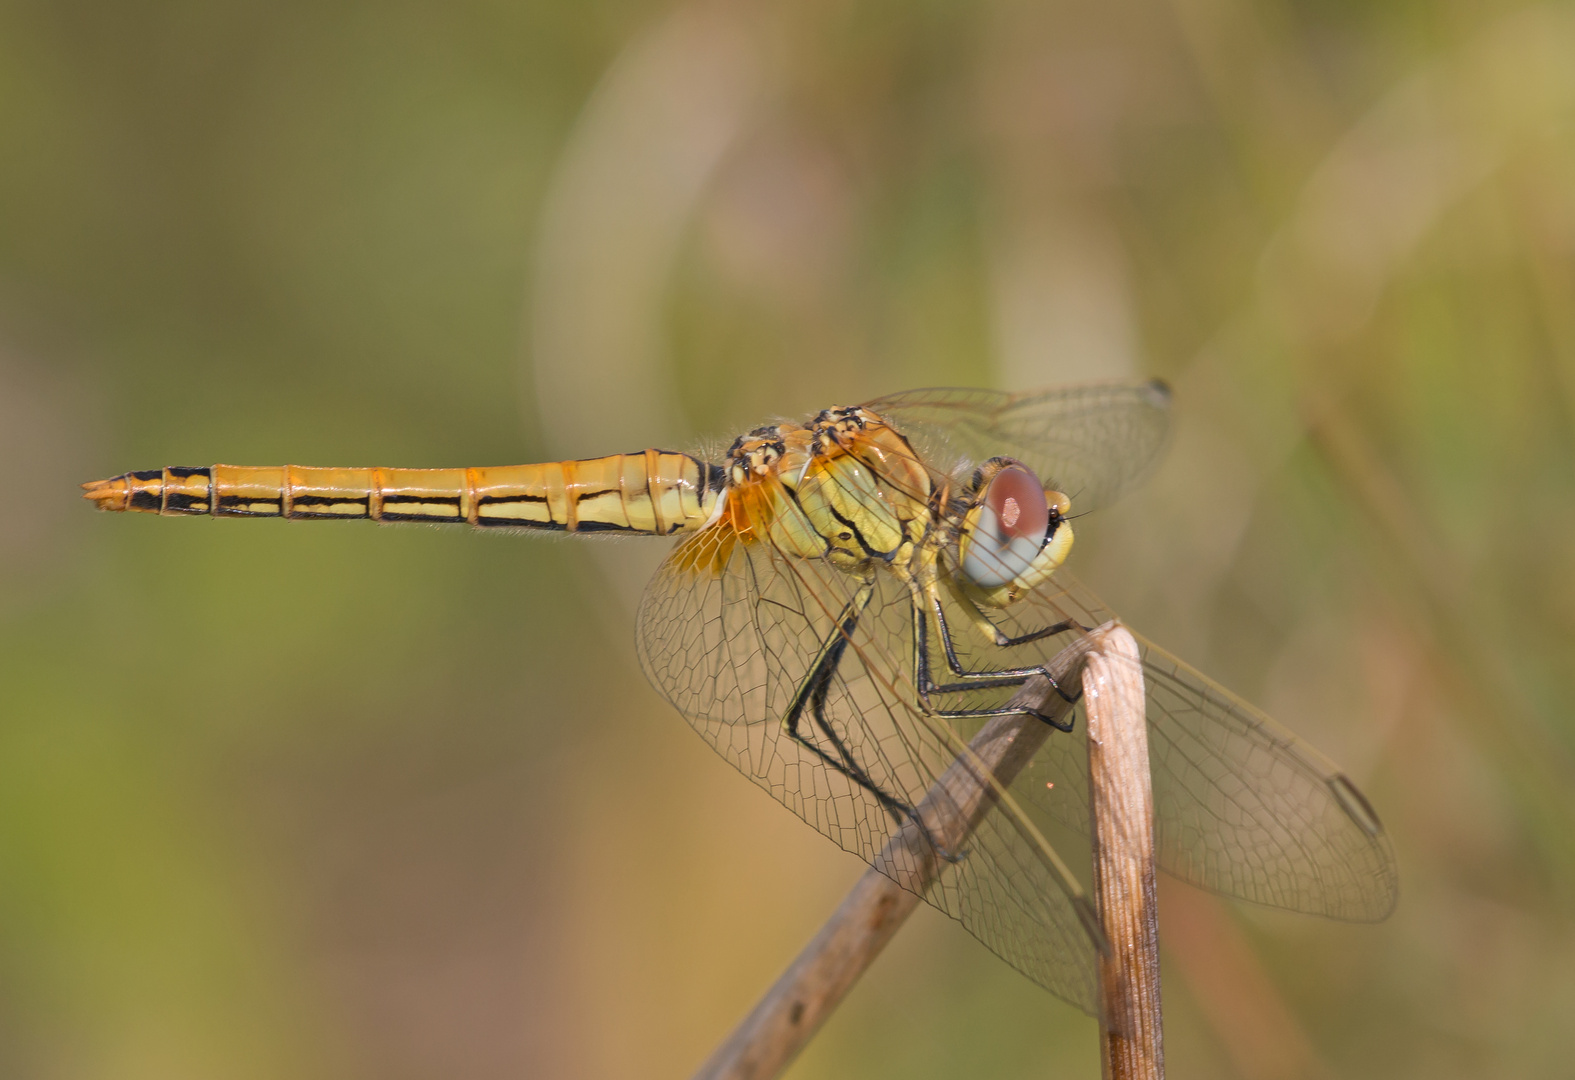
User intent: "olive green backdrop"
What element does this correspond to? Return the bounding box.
[3,1,1574,1077]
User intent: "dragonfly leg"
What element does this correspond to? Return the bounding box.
[932,577,1089,704]
[936,599,1086,706]
[910,599,1079,731]
[782,584,963,863]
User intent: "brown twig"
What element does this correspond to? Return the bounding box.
[693,624,1131,1080]
[1084,624,1163,1079]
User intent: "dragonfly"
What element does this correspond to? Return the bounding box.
[82,379,1398,1013]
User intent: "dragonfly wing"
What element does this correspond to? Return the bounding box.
[636,527,1101,1011]
[865,380,1172,511]
[1137,641,1398,919]
[999,577,1399,921]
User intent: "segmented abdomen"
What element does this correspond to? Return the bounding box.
[82,453,725,535]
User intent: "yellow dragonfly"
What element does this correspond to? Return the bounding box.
[82,380,1397,1012]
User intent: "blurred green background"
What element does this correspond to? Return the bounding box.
[3,0,1575,1076]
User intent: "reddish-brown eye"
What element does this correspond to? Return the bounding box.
[961,463,1054,589]
[986,466,1048,541]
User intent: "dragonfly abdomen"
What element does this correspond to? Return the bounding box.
[82,453,725,534]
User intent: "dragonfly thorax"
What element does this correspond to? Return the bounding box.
[719,408,934,571]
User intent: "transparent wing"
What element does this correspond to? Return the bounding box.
[966,572,1399,922]
[865,380,1172,511]
[636,519,1102,1011]
[634,404,1394,1010]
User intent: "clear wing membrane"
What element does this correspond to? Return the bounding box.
[866,380,1173,510]
[637,529,1102,1011]
[635,383,1396,1012]
[1004,576,1398,923]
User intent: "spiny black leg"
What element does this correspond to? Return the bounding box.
[913,601,1038,692]
[793,621,907,818]
[911,598,1079,731]
[933,601,1086,705]
[997,621,1089,648]
[781,588,961,862]
[803,650,965,863]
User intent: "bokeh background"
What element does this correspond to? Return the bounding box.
[3,0,1575,1077]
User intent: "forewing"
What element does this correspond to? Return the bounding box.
[989,575,1399,921]
[866,380,1172,511]
[636,525,1101,1011]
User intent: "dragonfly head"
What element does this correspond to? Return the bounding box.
[956,458,1073,607]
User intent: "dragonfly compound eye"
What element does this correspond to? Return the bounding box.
[960,464,1051,588]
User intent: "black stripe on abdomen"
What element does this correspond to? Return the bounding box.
[474,517,567,530]
[378,495,463,522]
[217,495,283,516]
[473,493,554,528]
[478,494,548,506]
[289,494,370,519]
[163,493,209,513]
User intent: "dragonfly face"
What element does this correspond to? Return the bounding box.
[954,457,1075,608]
[83,378,1398,1014]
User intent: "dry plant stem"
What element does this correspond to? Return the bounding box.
[692,625,1113,1080]
[1085,624,1163,1080]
